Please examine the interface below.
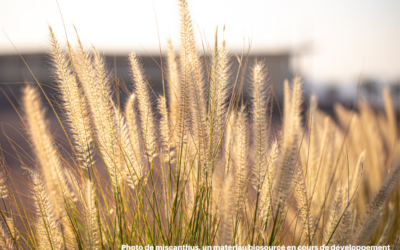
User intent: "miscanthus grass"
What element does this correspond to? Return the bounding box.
[1,0,400,248]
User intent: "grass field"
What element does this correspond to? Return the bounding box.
[0,0,399,249]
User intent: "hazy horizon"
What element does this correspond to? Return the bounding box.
[1,0,399,85]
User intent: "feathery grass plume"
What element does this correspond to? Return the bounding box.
[188,56,209,185]
[23,85,78,248]
[250,67,270,240]
[209,31,230,160]
[48,25,93,169]
[251,60,270,193]
[158,96,175,164]
[175,0,193,158]
[223,111,236,175]
[75,30,126,188]
[125,93,144,187]
[210,28,220,116]
[91,46,118,134]
[259,140,278,225]
[157,95,174,218]
[214,38,230,157]
[209,28,220,140]
[129,53,156,162]
[69,44,85,81]
[114,106,142,189]
[70,25,87,77]
[74,29,99,106]
[81,40,126,186]
[29,170,62,250]
[0,220,15,250]
[64,169,84,207]
[217,172,235,245]
[324,188,343,244]
[23,85,74,218]
[83,179,100,250]
[166,39,181,130]
[331,190,352,245]
[294,167,312,244]
[354,159,400,245]
[76,31,126,181]
[74,29,97,94]
[275,77,303,207]
[178,0,210,187]
[0,163,8,199]
[234,105,248,219]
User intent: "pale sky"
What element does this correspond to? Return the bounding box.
[0,0,399,84]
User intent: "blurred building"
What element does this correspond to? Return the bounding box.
[0,52,292,101]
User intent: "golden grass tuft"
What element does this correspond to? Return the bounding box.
[0,1,399,249]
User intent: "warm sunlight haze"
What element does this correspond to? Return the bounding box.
[1,0,399,84]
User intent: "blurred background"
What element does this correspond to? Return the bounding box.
[0,0,399,184]
[0,1,398,241]
[0,0,399,110]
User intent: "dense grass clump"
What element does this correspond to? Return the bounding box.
[0,0,399,249]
